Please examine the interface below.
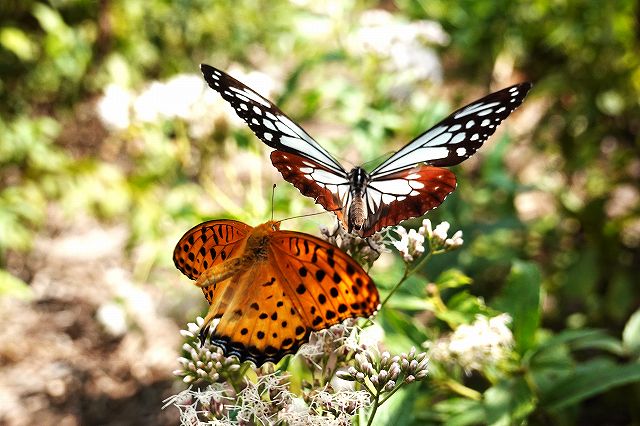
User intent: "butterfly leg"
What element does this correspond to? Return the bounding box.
[365,237,381,255]
[195,258,243,289]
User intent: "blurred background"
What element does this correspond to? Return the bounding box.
[1,0,639,425]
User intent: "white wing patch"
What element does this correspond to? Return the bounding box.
[369,179,416,196]
[200,64,346,176]
[370,82,532,176]
[373,147,450,174]
[230,86,271,108]
[454,101,500,119]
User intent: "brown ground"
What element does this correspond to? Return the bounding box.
[0,214,189,425]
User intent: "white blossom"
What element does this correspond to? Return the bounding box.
[445,230,464,249]
[96,302,127,337]
[421,220,464,251]
[419,218,433,238]
[427,314,514,374]
[347,10,448,87]
[236,373,293,424]
[392,226,425,262]
[162,384,235,425]
[96,84,133,130]
[432,221,450,242]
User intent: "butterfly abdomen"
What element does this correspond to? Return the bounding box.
[348,194,366,232]
[347,167,370,233]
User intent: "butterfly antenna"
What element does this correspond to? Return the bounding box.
[360,151,394,170]
[271,184,276,222]
[276,209,339,225]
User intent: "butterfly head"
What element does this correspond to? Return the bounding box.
[253,220,280,235]
[347,167,370,192]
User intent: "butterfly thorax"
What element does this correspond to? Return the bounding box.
[245,221,279,261]
[347,167,371,233]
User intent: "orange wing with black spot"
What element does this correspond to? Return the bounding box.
[202,261,312,365]
[270,231,380,330]
[173,220,379,366]
[173,220,252,306]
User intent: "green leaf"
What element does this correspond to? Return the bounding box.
[541,361,640,410]
[379,309,427,350]
[370,386,416,426]
[623,309,640,356]
[384,293,435,311]
[527,329,621,362]
[0,270,33,299]
[436,269,473,289]
[495,261,541,354]
[484,378,536,426]
[432,398,485,426]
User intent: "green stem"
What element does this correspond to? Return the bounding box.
[379,248,444,311]
[445,379,482,400]
[366,391,380,426]
[378,382,403,405]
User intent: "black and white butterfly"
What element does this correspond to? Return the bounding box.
[201,64,532,237]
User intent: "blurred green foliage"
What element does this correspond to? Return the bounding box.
[1,0,639,424]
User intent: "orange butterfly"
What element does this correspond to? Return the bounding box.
[173,219,380,366]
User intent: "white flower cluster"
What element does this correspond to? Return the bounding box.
[427,313,514,374]
[174,317,240,384]
[421,219,464,251]
[236,372,293,425]
[96,66,277,138]
[392,227,425,262]
[339,346,429,393]
[319,220,387,268]
[347,10,449,87]
[162,384,232,425]
[296,319,358,365]
[392,219,464,262]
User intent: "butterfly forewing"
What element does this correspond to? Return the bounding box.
[361,166,457,236]
[173,220,252,304]
[270,231,380,328]
[371,82,533,176]
[201,64,346,174]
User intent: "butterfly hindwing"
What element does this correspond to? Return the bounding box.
[362,166,457,236]
[371,83,533,176]
[270,231,380,329]
[205,261,310,366]
[201,64,345,174]
[270,150,350,225]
